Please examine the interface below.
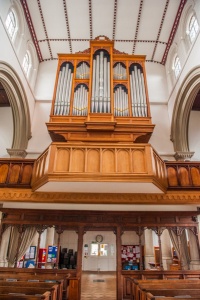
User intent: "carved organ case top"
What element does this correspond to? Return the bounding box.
[47,36,155,143]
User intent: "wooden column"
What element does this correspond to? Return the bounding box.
[35,226,47,268]
[153,227,165,270]
[116,226,122,300]
[136,227,144,270]
[177,227,184,270]
[76,226,85,300]
[55,226,64,269]
[157,228,164,270]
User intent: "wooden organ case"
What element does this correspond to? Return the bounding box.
[47,36,155,143]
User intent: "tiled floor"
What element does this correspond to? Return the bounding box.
[81,271,116,299]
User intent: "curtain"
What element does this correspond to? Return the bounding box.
[168,228,190,270]
[7,226,37,267]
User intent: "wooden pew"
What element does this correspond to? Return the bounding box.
[0,291,50,299]
[0,286,57,300]
[132,279,200,300]
[0,282,59,300]
[146,292,200,300]
[144,290,200,300]
[0,274,66,300]
[0,273,80,300]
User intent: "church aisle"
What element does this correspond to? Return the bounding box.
[81,271,116,300]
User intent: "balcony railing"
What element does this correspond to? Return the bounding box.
[1,157,200,191]
[165,161,200,189]
[31,143,168,193]
[0,159,35,188]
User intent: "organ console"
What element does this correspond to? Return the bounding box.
[47,36,155,143]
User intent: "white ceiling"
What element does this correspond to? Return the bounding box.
[22,0,186,64]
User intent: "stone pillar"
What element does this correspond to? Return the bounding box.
[161,229,173,270]
[0,227,11,267]
[144,229,154,269]
[174,151,194,161]
[188,229,200,270]
[7,149,27,158]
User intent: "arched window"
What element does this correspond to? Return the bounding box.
[188,15,199,43]
[22,52,31,76]
[5,10,17,40]
[173,56,181,79]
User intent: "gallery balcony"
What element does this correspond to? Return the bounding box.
[31,143,167,193]
[1,156,200,192]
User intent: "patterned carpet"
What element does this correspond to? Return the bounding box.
[81,271,116,299]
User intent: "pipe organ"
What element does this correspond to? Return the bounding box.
[47,36,155,143]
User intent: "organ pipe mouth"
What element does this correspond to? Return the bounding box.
[60,61,74,72]
[93,49,110,62]
[129,63,143,74]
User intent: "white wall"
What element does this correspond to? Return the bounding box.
[0,107,13,157]
[82,231,116,271]
[189,110,200,161]
[26,101,52,157]
[34,61,58,101]
[149,104,174,159]
[146,63,169,103]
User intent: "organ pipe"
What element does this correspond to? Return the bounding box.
[130,64,147,117]
[76,62,89,79]
[91,50,110,113]
[54,62,74,116]
[113,62,127,80]
[73,84,88,116]
[114,85,128,117]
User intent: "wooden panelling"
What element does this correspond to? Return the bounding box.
[167,167,178,186]
[0,208,198,228]
[56,149,70,172]
[166,162,200,189]
[191,167,200,186]
[0,164,9,183]
[87,149,100,172]
[132,150,145,173]
[31,143,167,192]
[102,150,115,173]
[0,159,34,188]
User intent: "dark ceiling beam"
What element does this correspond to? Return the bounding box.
[20,0,43,62]
[161,0,187,65]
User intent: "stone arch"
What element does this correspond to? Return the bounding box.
[0,62,31,157]
[171,66,200,160]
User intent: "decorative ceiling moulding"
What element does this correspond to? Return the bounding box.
[1,190,200,204]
